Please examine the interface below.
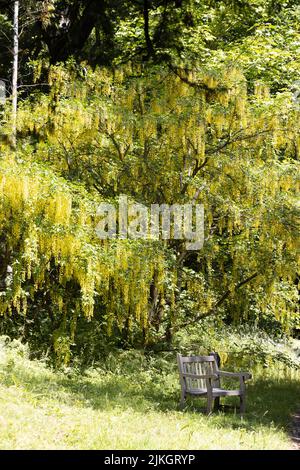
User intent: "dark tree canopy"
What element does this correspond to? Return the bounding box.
[1,0,299,78]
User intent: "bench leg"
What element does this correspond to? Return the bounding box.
[180,392,186,409]
[214,397,220,411]
[240,394,246,415]
[206,396,213,415]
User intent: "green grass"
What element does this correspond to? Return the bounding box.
[0,339,299,450]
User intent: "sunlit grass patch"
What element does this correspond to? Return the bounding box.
[0,337,299,450]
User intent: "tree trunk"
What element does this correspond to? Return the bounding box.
[143,0,154,59]
[11,0,19,149]
[43,0,105,64]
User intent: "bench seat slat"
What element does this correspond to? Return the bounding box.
[186,388,242,397]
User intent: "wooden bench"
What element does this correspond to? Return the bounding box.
[177,352,252,414]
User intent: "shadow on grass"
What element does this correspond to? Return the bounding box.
[2,361,299,434]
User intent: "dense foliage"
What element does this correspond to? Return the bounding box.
[0,0,299,363]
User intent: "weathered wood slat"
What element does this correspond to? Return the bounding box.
[182,372,218,379]
[180,355,215,363]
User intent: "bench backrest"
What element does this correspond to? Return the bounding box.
[177,353,220,392]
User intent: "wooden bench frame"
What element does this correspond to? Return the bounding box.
[177,352,252,414]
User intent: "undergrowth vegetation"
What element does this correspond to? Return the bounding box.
[0,329,299,450]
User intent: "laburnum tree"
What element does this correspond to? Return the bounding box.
[0,62,299,362]
[0,0,299,362]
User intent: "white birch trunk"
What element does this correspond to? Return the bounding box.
[11,1,19,149]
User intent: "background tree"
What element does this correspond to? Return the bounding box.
[0,0,299,362]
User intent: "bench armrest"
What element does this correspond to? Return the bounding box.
[218,371,252,381]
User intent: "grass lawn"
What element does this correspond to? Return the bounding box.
[0,341,299,450]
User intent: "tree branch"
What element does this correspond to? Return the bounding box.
[143,0,155,59]
[177,272,259,329]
